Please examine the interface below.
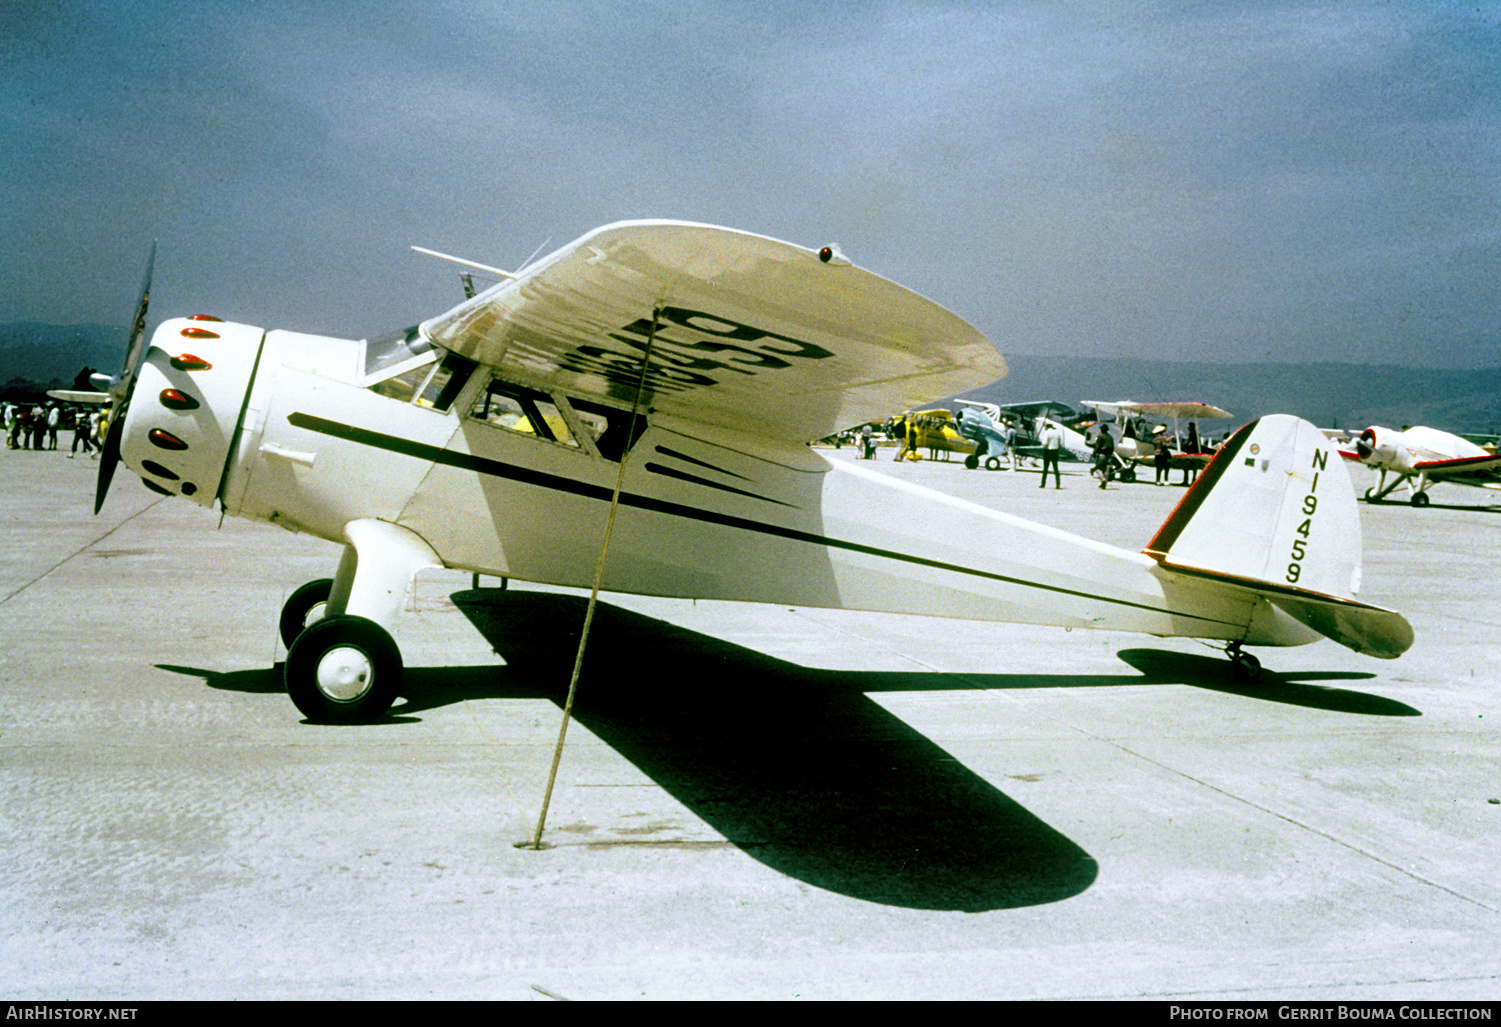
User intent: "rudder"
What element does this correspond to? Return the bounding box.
[1145,415,1412,658]
[1146,415,1359,597]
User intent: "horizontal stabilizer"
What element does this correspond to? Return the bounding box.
[1265,591,1412,659]
[1157,561,1413,658]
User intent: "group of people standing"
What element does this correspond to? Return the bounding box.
[835,411,1211,491]
[3,401,103,457]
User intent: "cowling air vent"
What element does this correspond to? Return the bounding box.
[159,388,200,411]
[140,459,179,481]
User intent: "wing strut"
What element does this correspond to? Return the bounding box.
[521,306,662,851]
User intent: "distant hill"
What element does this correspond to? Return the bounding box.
[948,353,1501,437]
[1,322,121,392]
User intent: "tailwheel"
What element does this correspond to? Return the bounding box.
[279,578,334,648]
[285,615,402,723]
[1226,643,1262,683]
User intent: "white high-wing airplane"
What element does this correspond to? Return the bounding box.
[93,221,1412,722]
[1342,425,1501,507]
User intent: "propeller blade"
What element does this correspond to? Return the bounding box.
[94,241,156,515]
[93,415,123,515]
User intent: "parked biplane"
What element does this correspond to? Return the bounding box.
[955,399,1092,463]
[89,220,1410,721]
[897,408,975,461]
[1082,400,1232,481]
[951,403,1016,470]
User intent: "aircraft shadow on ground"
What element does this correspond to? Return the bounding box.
[448,591,1100,912]
[162,612,1096,911]
[1114,649,1420,717]
[159,589,1417,910]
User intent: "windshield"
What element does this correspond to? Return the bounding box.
[363,324,433,380]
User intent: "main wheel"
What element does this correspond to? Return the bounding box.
[279,578,334,648]
[964,454,980,470]
[1229,650,1262,683]
[985,455,1002,471]
[1410,491,1430,508]
[285,615,403,723]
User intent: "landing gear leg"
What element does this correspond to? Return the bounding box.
[1364,470,1409,504]
[1225,642,1262,683]
[283,519,441,723]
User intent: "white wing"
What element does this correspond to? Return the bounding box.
[420,220,1004,441]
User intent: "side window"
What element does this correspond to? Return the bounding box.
[470,379,578,447]
[465,380,648,461]
[415,353,477,411]
[367,356,434,404]
[364,324,431,378]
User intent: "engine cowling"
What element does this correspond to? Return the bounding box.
[1352,426,1400,468]
[117,317,266,507]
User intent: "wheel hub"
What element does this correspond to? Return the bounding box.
[315,646,374,701]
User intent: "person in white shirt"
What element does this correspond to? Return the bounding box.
[1038,421,1063,489]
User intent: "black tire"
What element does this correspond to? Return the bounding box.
[964,454,979,470]
[279,578,334,648]
[285,615,402,723]
[1119,465,1136,482]
[1230,651,1262,683]
[984,456,1002,471]
[1410,492,1430,508]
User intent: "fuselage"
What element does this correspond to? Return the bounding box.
[117,317,1325,650]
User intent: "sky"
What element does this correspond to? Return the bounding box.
[2,0,1498,369]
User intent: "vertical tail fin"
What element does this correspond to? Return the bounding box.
[1145,415,1412,658]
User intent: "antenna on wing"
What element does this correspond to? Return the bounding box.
[515,236,553,275]
[409,245,519,281]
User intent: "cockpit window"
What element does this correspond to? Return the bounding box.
[367,346,477,413]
